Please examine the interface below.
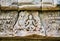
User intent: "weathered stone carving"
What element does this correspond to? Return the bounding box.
[0,0,60,37]
[40,11,60,37]
[0,11,18,37]
[0,11,60,37]
[14,11,45,36]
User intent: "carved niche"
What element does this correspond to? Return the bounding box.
[14,11,45,36]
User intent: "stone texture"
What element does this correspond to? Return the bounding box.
[0,11,18,37]
[1,0,17,6]
[0,11,60,37]
[0,0,60,38]
[1,0,60,10]
[14,11,45,36]
[42,0,57,7]
[40,11,60,37]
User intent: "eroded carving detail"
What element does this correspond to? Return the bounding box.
[40,11,60,37]
[14,11,45,36]
[0,11,18,37]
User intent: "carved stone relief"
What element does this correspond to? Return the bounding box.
[0,11,60,37]
[14,11,45,36]
[40,11,60,37]
[0,11,18,37]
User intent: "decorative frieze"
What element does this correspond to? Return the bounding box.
[0,11,60,37]
[40,11,60,37]
[0,11,18,37]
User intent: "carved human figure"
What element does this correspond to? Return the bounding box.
[14,11,45,36]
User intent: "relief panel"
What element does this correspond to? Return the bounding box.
[40,11,60,37]
[0,11,18,37]
[14,11,45,36]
